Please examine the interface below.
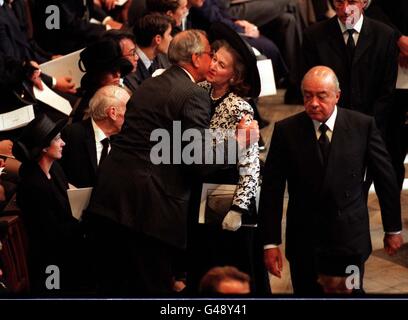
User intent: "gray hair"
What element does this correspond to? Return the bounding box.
[168,29,207,65]
[301,66,340,93]
[88,85,130,121]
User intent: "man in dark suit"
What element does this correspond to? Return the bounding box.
[365,0,408,190]
[0,0,50,63]
[60,85,130,188]
[0,1,77,94]
[302,0,398,135]
[85,29,257,295]
[132,13,173,85]
[260,66,403,295]
[31,0,122,55]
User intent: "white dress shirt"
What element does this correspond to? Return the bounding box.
[337,14,364,46]
[91,119,110,165]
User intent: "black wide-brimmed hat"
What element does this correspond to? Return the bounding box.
[79,39,133,77]
[208,22,261,98]
[13,114,67,163]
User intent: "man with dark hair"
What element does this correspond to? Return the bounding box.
[133,13,173,84]
[103,30,140,92]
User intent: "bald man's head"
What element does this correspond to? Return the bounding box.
[301,66,341,122]
[301,66,340,94]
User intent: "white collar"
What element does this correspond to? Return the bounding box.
[337,14,364,33]
[179,66,196,83]
[91,118,108,143]
[313,105,338,132]
[136,47,152,70]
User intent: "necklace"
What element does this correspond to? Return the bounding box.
[210,88,225,101]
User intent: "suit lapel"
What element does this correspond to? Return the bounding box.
[298,113,326,185]
[327,17,349,63]
[352,17,373,65]
[322,109,351,189]
[84,119,98,173]
[135,62,151,84]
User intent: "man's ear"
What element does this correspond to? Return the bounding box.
[191,53,200,68]
[106,106,116,120]
[335,89,341,102]
[153,34,162,46]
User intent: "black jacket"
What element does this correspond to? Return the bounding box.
[302,16,398,133]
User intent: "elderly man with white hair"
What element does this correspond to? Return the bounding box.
[60,85,130,188]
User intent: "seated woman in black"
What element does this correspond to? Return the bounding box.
[13,115,87,294]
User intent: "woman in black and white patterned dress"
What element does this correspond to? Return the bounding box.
[187,25,270,296]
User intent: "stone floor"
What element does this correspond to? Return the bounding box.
[257,90,408,295]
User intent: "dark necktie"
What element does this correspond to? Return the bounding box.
[148,60,158,75]
[99,138,110,166]
[346,29,356,60]
[318,123,330,166]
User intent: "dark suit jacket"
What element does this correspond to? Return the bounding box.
[302,16,398,132]
[32,0,106,54]
[366,0,408,36]
[87,65,215,249]
[133,53,171,86]
[0,0,51,63]
[259,109,401,265]
[60,118,98,188]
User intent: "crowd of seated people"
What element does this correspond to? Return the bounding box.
[0,0,407,297]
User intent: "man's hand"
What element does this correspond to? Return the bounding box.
[384,233,403,256]
[236,115,259,148]
[55,76,77,94]
[29,61,43,90]
[105,17,123,30]
[398,35,408,57]
[0,140,13,155]
[235,20,260,38]
[264,247,283,278]
[51,54,63,60]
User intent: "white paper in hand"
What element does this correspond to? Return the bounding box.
[33,81,72,116]
[67,187,93,220]
[40,49,84,88]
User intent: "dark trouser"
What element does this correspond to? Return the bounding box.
[289,254,365,296]
[227,0,293,27]
[85,214,176,296]
[386,89,408,190]
[244,35,289,82]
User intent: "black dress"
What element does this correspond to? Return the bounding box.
[16,162,87,294]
